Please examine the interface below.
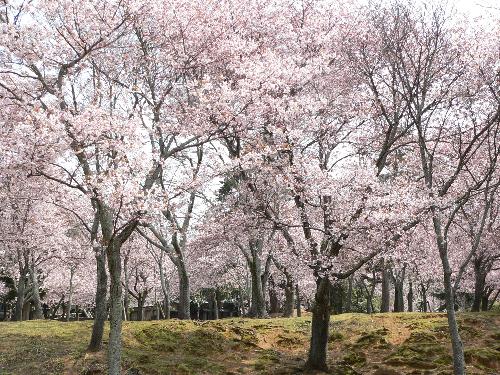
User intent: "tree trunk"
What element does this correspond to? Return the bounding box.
[177,266,191,320]
[212,289,219,320]
[283,277,294,318]
[66,268,75,322]
[345,275,353,313]
[381,263,390,313]
[295,284,301,317]
[13,270,26,321]
[88,249,107,352]
[107,240,123,375]
[123,255,130,321]
[434,216,465,375]
[137,296,144,321]
[249,258,266,317]
[159,266,170,319]
[306,277,330,371]
[330,281,343,314]
[29,265,43,319]
[481,292,490,311]
[407,281,414,312]
[471,261,485,312]
[420,283,428,312]
[394,281,404,312]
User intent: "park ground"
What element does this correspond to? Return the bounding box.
[0,312,498,375]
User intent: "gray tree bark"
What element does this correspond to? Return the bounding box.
[305,277,330,371]
[13,268,26,321]
[88,248,107,352]
[29,264,43,319]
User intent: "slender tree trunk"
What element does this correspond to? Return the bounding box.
[212,289,219,320]
[345,275,353,313]
[13,270,26,321]
[434,217,465,375]
[66,268,75,322]
[283,277,294,318]
[123,255,130,321]
[306,277,330,371]
[421,283,428,312]
[51,295,64,320]
[472,262,485,312]
[295,284,301,317]
[407,281,413,312]
[381,262,390,313]
[159,266,170,319]
[88,249,107,352]
[29,265,43,319]
[487,290,499,310]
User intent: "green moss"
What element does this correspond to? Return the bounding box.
[465,347,500,370]
[353,328,388,348]
[328,331,344,342]
[343,350,366,366]
[384,355,438,369]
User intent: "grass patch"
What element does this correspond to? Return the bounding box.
[0,312,497,374]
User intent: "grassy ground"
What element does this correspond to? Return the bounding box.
[0,312,498,375]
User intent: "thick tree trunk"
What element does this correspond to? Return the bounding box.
[393,281,404,312]
[13,270,26,321]
[295,284,301,317]
[107,240,123,375]
[306,277,330,371]
[29,266,43,319]
[177,266,190,320]
[381,263,390,313]
[88,249,107,352]
[249,259,266,317]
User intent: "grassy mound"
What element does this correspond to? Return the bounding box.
[0,312,498,374]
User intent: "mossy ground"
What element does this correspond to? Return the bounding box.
[0,312,498,374]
